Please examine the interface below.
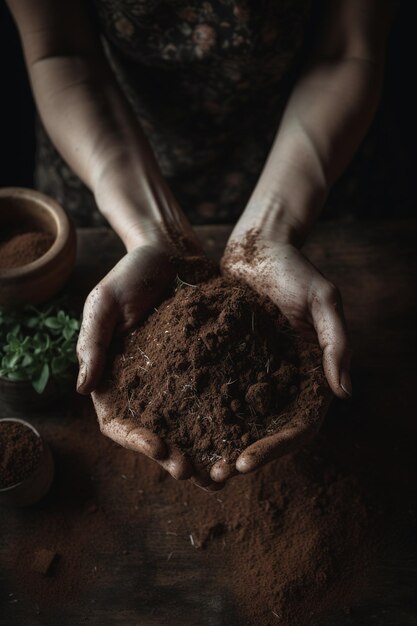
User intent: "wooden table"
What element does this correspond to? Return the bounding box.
[1,221,417,625]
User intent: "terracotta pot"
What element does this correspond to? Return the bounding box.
[0,418,54,507]
[0,187,76,308]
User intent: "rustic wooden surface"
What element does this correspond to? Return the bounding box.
[1,221,417,625]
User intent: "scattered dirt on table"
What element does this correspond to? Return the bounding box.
[0,421,43,488]
[0,230,54,270]
[1,394,386,625]
[178,446,378,625]
[105,263,330,470]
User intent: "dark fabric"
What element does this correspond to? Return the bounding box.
[35,0,313,226]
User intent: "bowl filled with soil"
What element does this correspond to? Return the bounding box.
[94,262,332,475]
[0,187,76,308]
[0,417,54,506]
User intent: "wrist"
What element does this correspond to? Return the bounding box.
[95,181,169,252]
[120,218,169,253]
[93,155,198,254]
[233,196,307,249]
[234,162,328,248]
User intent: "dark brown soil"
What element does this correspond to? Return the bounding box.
[0,421,43,488]
[0,399,386,626]
[105,268,330,469]
[0,231,54,270]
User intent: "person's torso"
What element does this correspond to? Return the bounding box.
[91,0,313,176]
[35,1,315,226]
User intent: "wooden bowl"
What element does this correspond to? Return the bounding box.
[0,187,76,308]
[0,418,54,507]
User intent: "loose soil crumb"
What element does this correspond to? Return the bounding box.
[105,266,330,469]
[31,549,59,575]
[0,421,43,488]
[0,231,54,270]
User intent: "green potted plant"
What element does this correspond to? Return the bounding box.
[0,303,80,411]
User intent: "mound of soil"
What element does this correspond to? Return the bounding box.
[105,265,330,470]
[0,421,42,488]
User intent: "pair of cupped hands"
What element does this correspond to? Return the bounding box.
[76,226,351,491]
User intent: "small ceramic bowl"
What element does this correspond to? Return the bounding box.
[0,417,54,507]
[0,187,76,308]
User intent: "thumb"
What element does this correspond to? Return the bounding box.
[76,283,118,394]
[310,282,352,399]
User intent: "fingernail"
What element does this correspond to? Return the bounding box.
[340,370,352,397]
[77,363,87,392]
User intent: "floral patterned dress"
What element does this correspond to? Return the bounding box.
[35,0,313,226]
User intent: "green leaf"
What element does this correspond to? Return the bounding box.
[6,333,20,349]
[51,355,69,375]
[43,334,51,351]
[32,363,50,394]
[22,354,33,367]
[44,317,62,330]
[3,353,20,369]
[63,327,75,341]
[26,316,40,328]
[32,332,44,353]
[6,370,29,382]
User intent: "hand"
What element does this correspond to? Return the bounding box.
[211,232,351,482]
[77,242,223,490]
[92,383,224,490]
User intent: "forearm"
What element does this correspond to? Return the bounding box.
[235,0,396,247]
[237,56,384,247]
[30,57,166,247]
[8,0,195,252]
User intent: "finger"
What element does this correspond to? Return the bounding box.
[191,465,226,491]
[125,427,167,460]
[310,283,352,399]
[236,422,318,474]
[99,418,167,460]
[92,388,190,479]
[210,459,237,483]
[156,445,193,481]
[105,422,190,480]
[111,248,175,333]
[283,316,316,341]
[76,284,118,394]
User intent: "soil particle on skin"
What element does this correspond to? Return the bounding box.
[104,261,330,470]
[234,228,261,265]
[0,231,54,270]
[0,421,43,488]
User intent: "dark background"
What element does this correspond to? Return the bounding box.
[0,1,416,218]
